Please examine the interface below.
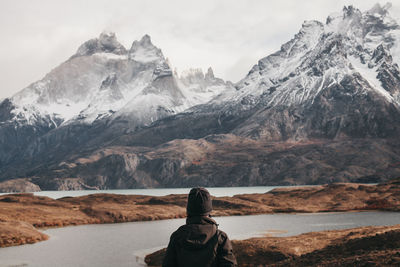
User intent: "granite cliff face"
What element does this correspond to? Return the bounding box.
[1,3,400,191]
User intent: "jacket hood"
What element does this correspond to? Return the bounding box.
[180,216,218,248]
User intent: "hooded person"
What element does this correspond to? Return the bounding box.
[162,187,237,267]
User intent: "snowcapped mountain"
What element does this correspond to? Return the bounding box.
[230,3,400,106]
[1,3,400,191]
[7,32,232,127]
[0,31,233,179]
[197,3,400,140]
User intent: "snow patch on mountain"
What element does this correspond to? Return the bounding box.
[93,52,128,60]
[348,55,394,102]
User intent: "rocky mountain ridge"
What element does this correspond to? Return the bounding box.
[1,3,400,191]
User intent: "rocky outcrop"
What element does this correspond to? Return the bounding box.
[0,178,41,193]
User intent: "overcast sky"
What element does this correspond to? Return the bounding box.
[0,0,399,99]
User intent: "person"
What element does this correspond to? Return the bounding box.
[162,187,237,267]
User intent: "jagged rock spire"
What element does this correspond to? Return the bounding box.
[129,34,165,63]
[205,67,215,80]
[72,31,127,58]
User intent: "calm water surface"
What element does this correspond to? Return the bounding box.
[29,186,296,198]
[0,211,399,267]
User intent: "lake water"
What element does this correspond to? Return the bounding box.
[23,186,299,199]
[0,211,399,267]
[0,187,276,199]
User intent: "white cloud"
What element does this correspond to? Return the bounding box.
[0,0,398,99]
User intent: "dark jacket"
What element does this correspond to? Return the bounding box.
[162,216,237,267]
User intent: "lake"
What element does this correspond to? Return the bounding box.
[0,211,399,267]
[20,186,301,199]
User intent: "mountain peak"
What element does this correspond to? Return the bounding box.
[205,67,215,80]
[367,2,392,16]
[129,34,164,63]
[139,34,152,46]
[131,34,157,50]
[72,32,127,58]
[98,31,117,45]
[342,5,362,18]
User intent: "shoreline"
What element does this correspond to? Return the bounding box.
[1,179,399,248]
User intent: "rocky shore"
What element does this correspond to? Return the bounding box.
[0,178,399,249]
[145,224,400,266]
